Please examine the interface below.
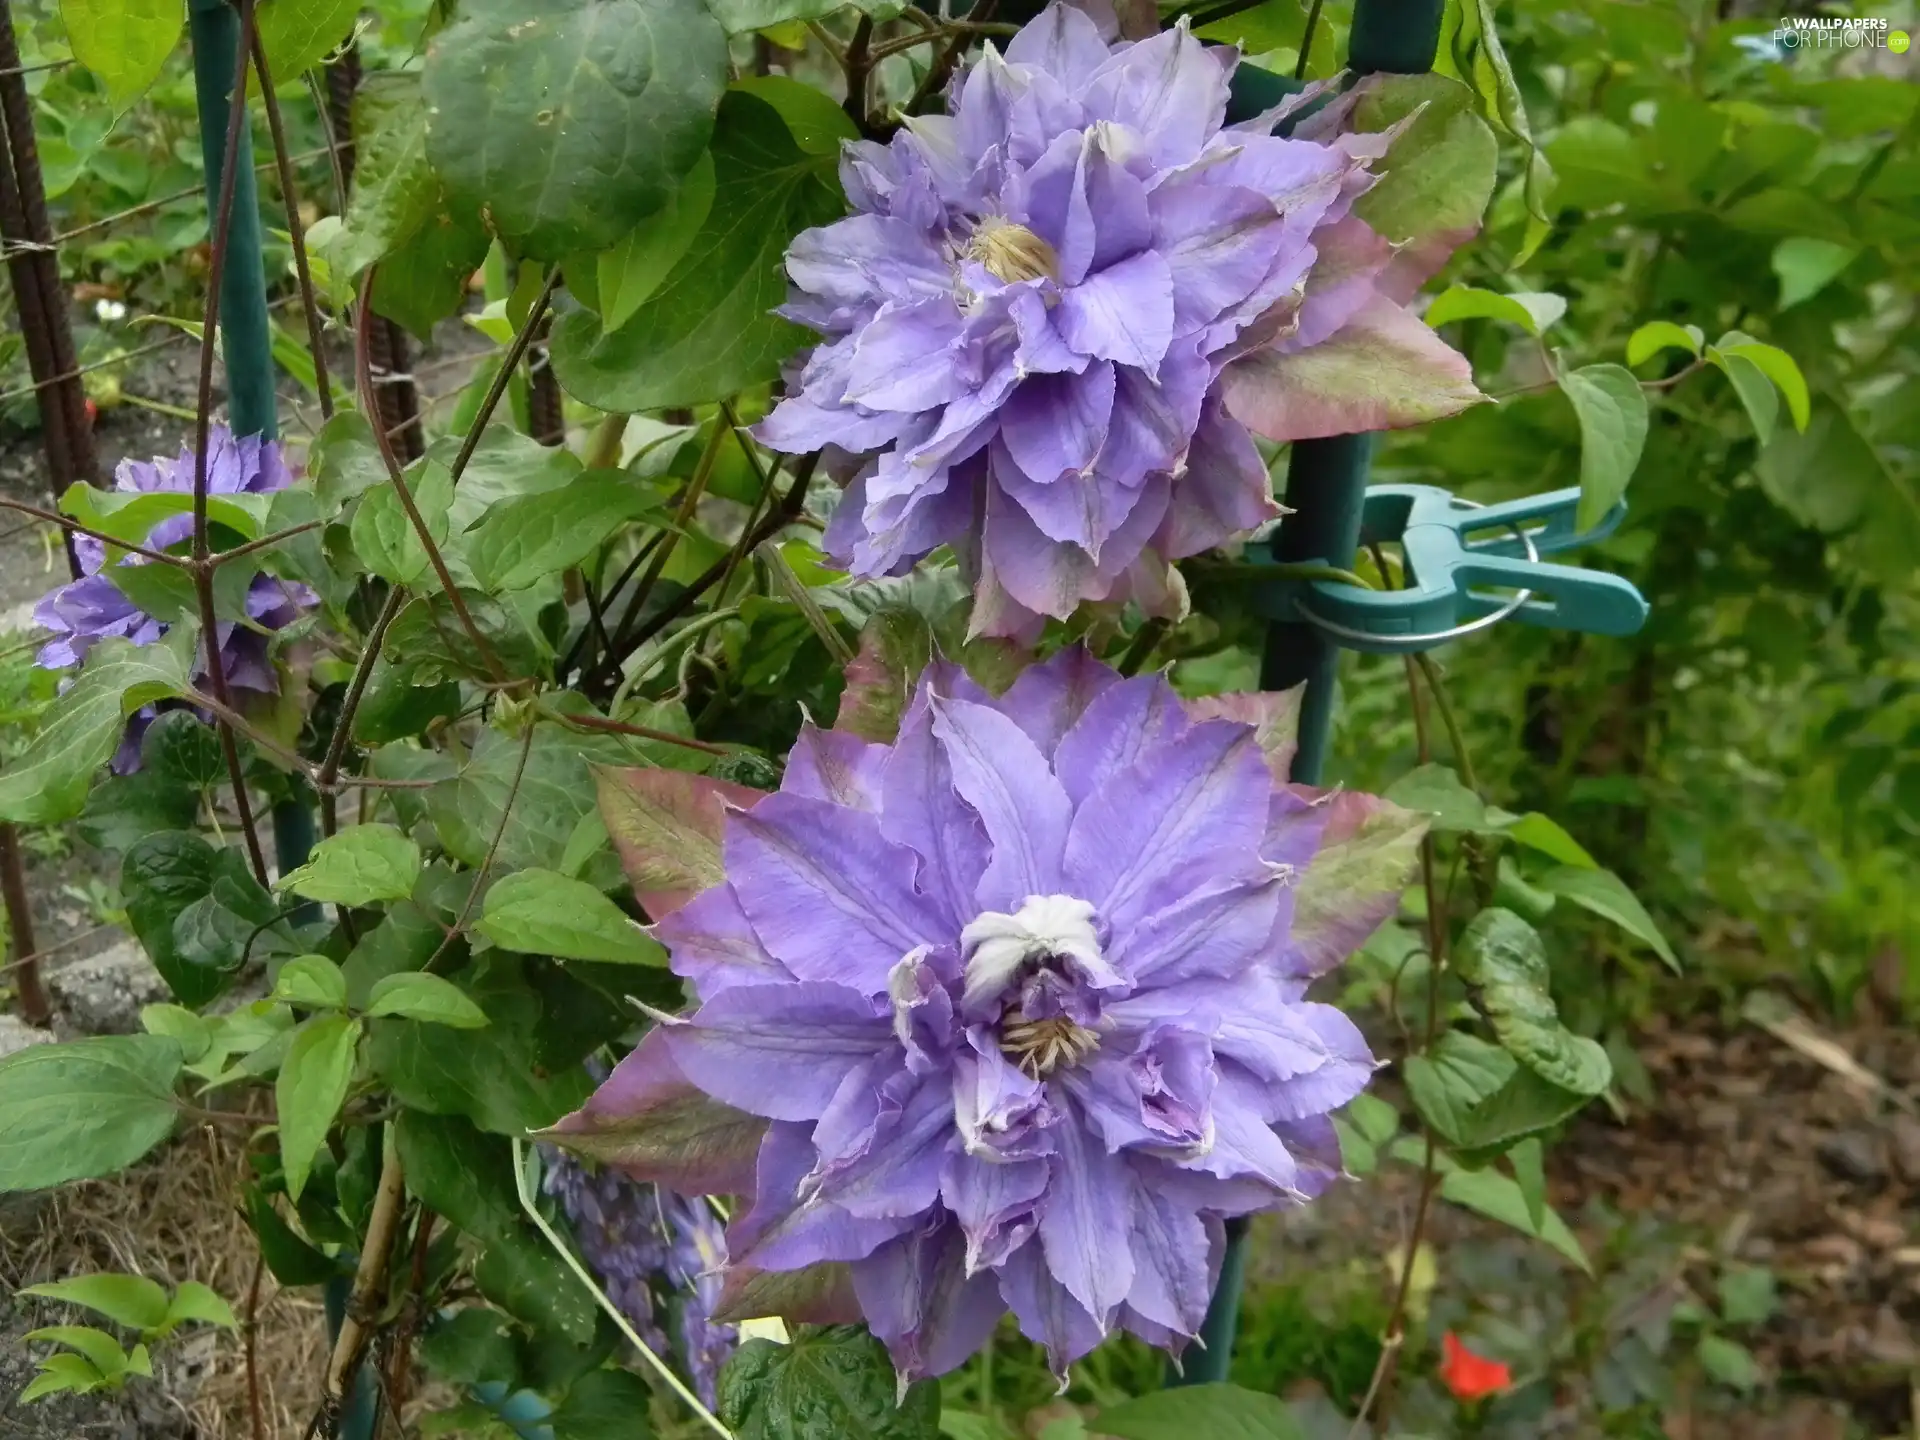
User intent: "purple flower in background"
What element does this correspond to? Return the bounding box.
[33,425,312,766]
[756,2,1481,636]
[553,647,1426,1381]
[542,1147,737,1405]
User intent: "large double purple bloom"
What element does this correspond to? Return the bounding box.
[756,2,1476,636]
[556,648,1423,1380]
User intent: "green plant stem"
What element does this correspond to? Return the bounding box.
[1116,618,1169,676]
[583,412,629,470]
[1295,0,1326,77]
[609,605,742,712]
[1414,651,1480,794]
[602,418,730,669]
[248,26,332,422]
[0,496,189,567]
[354,270,504,687]
[448,268,561,486]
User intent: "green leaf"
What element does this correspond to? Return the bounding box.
[1425,286,1565,335]
[309,412,392,515]
[1710,334,1811,434]
[1352,73,1497,250]
[366,973,492,1028]
[1446,1063,1591,1156]
[396,1111,522,1241]
[122,831,269,1007]
[473,1226,597,1345]
[476,868,666,966]
[1625,320,1704,368]
[1771,237,1857,310]
[327,73,443,276]
[1404,1032,1516,1145]
[140,1004,212,1064]
[1094,1384,1306,1439]
[1557,363,1649,531]
[24,1326,129,1378]
[245,1187,337,1286]
[373,205,494,341]
[276,1015,362,1202]
[20,1351,110,1401]
[278,824,423,908]
[59,0,181,111]
[351,462,455,587]
[78,769,201,856]
[1439,1161,1589,1270]
[1713,349,1780,445]
[140,711,227,789]
[551,88,846,410]
[1446,0,1550,223]
[1384,763,1490,832]
[369,956,595,1135]
[1717,1266,1777,1328]
[0,636,193,825]
[272,955,349,1011]
[552,1367,658,1440]
[0,1035,183,1191]
[419,1305,521,1386]
[257,0,360,81]
[1453,909,1613,1096]
[424,0,727,261]
[729,76,858,157]
[467,471,666,593]
[1537,866,1678,971]
[164,1280,238,1332]
[1509,1137,1547,1231]
[1696,1334,1761,1392]
[597,152,717,333]
[430,728,628,894]
[718,1326,941,1439]
[703,0,867,32]
[1503,812,1596,868]
[60,479,266,548]
[22,1272,170,1331]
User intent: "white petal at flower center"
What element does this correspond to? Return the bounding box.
[959,893,1104,1011]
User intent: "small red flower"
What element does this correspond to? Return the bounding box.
[1439,1331,1512,1403]
[84,398,98,426]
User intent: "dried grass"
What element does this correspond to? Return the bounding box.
[0,1120,328,1438]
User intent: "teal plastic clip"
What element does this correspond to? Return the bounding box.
[1253,484,1649,654]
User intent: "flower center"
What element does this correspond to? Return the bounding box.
[964,218,1059,284]
[960,894,1125,1078]
[999,1014,1101,1079]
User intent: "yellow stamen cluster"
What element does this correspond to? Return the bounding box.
[965,218,1061,285]
[999,1014,1101,1078]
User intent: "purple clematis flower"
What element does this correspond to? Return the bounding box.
[543,1146,737,1406]
[33,425,312,769]
[552,647,1425,1381]
[755,1,1481,637]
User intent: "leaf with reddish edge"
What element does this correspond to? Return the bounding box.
[712,1261,862,1326]
[540,1030,767,1195]
[1186,686,1305,782]
[1223,294,1486,444]
[593,764,766,919]
[1283,786,1427,977]
[835,609,934,745]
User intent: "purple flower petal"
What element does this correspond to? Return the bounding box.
[1038,1115,1135,1322]
[852,1219,1005,1382]
[1058,251,1175,375]
[667,982,892,1123]
[999,1241,1107,1375]
[999,361,1116,485]
[785,723,889,812]
[930,694,1074,912]
[993,643,1122,758]
[728,792,949,988]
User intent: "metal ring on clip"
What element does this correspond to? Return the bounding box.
[1292,499,1543,648]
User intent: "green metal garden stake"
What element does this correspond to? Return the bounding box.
[1173,0,1446,1390]
[193,8,366,1435]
